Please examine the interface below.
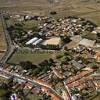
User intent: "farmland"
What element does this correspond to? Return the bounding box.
[0,0,100,25]
[0,1,100,100]
[0,16,7,59]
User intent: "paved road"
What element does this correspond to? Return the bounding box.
[0,11,16,66]
[0,67,63,100]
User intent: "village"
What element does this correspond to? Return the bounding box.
[0,12,100,100]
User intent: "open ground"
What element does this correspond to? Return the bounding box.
[0,0,100,25]
[0,16,7,59]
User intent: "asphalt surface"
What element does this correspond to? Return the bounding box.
[0,11,63,100]
[0,67,63,100]
[0,11,16,66]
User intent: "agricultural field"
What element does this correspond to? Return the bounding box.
[0,0,100,25]
[0,17,7,50]
[93,95,100,100]
[0,16,7,59]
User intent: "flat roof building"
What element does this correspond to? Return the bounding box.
[79,38,96,47]
[70,35,82,43]
[42,37,61,46]
[41,37,61,49]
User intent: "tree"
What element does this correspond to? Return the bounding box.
[32,68,40,76]
[50,11,57,15]
[7,25,15,32]
[60,36,71,43]
[32,25,38,32]
[48,58,54,66]
[91,63,98,70]
[19,61,36,70]
[71,87,79,95]
[39,60,49,67]
[97,33,100,38]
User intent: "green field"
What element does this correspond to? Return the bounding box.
[23,20,39,30]
[0,89,8,97]
[8,48,52,64]
[27,93,43,100]
[91,94,100,100]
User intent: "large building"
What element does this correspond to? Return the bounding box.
[41,37,62,50]
[32,38,43,46]
[79,38,96,47]
[26,37,38,45]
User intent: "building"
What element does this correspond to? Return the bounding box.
[26,37,38,45]
[70,35,82,43]
[32,38,43,46]
[65,41,79,50]
[79,38,96,47]
[10,93,17,100]
[65,35,82,50]
[95,52,100,62]
[92,73,100,92]
[94,48,100,62]
[92,27,100,34]
[41,37,61,49]
[71,60,84,70]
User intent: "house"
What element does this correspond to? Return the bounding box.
[92,73,100,80]
[41,37,62,49]
[92,27,100,34]
[94,47,100,62]
[79,38,96,47]
[71,60,84,70]
[92,73,100,92]
[71,95,77,100]
[13,78,26,84]
[65,41,79,50]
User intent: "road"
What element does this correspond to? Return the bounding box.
[0,67,63,100]
[0,11,70,100]
[0,11,16,66]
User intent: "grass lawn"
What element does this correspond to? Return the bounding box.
[23,20,39,30]
[90,95,100,100]
[0,89,8,97]
[8,48,52,64]
[27,93,43,100]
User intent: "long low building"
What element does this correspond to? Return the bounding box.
[32,38,43,46]
[41,37,62,50]
[26,37,38,45]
